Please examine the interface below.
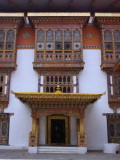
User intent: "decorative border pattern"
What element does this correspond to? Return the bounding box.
[17,45,35,49]
[83,46,101,49]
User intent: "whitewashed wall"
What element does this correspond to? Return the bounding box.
[117,108,120,113]
[5,49,38,147]
[3,48,116,150]
[79,49,113,150]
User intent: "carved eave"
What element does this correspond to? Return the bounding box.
[95,13,120,27]
[0,13,24,28]
[0,113,10,119]
[33,61,84,73]
[103,113,120,120]
[109,99,120,110]
[0,96,9,112]
[101,63,115,72]
[12,91,104,108]
[0,63,17,72]
[28,12,90,27]
[113,59,120,72]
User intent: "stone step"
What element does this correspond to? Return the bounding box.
[38,147,78,154]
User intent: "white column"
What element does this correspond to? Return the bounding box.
[110,75,112,85]
[70,116,77,145]
[74,86,77,93]
[4,86,7,94]
[4,75,8,94]
[110,75,113,95]
[5,75,8,84]
[73,76,76,84]
[41,76,44,84]
[40,86,43,93]
[39,116,46,145]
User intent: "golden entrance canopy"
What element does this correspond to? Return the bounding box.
[12,91,105,108]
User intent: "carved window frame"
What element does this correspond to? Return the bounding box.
[0,29,16,61]
[107,72,120,99]
[102,29,120,64]
[107,115,120,143]
[38,73,79,93]
[35,26,82,62]
[44,74,73,93]
[0,74,9,96]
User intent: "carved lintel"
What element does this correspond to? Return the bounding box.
[35,108,80,117]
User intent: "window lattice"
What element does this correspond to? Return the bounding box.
[0,75,5,96]
[103,29,120,63]
[109,74,120,98]
[107,117,120,143]
[44,75,73,93]
[35,28,82,61]
[0,115,9,145]
[104,30,112,42]
[114,31,120,42]
[0,30,5,42]
[0,29,15,60]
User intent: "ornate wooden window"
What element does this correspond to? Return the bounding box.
[104,30,112,51]
[0,30,5,59]
[0,74,8,96]
[38,73,79,93]
[107,73,120,99]
[35,27,82,62]
[0,114,10,145]
[107,114,120,143]
[0,29,16,61]
[114,30,120,54]
[102,29,120,69]
[44,75,73,93]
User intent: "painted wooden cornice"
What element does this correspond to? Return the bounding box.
[11,90,105,107]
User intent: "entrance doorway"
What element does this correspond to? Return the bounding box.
[51,119,65,144]
[47,115,69,145]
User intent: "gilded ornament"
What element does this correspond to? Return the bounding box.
[86,32,93,39]
[23,32,30,39]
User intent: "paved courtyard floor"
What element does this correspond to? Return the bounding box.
[0,150,119,160]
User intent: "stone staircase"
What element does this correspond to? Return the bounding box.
[37,146,78,154]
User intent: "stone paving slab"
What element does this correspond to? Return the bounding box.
[0,150,120,160]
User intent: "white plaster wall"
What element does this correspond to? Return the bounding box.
[79,49,113,150]
[70,116,77,145]
[39,116,46,145]
[5,49,38,147]
[3,48,117,149]
[117,108,120,113]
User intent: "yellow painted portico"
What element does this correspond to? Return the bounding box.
[12,90,104,149]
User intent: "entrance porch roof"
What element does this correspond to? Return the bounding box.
[11,91,105,108]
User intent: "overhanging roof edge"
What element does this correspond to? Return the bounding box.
[27,12,90,17]
[0,13,24,17]
[95,13,120,17]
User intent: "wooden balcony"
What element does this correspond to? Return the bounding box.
[33,51,84,72]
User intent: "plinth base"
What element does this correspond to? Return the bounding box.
[28,147,37,153]
[103,143,120,154]
[78,147,87,154]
